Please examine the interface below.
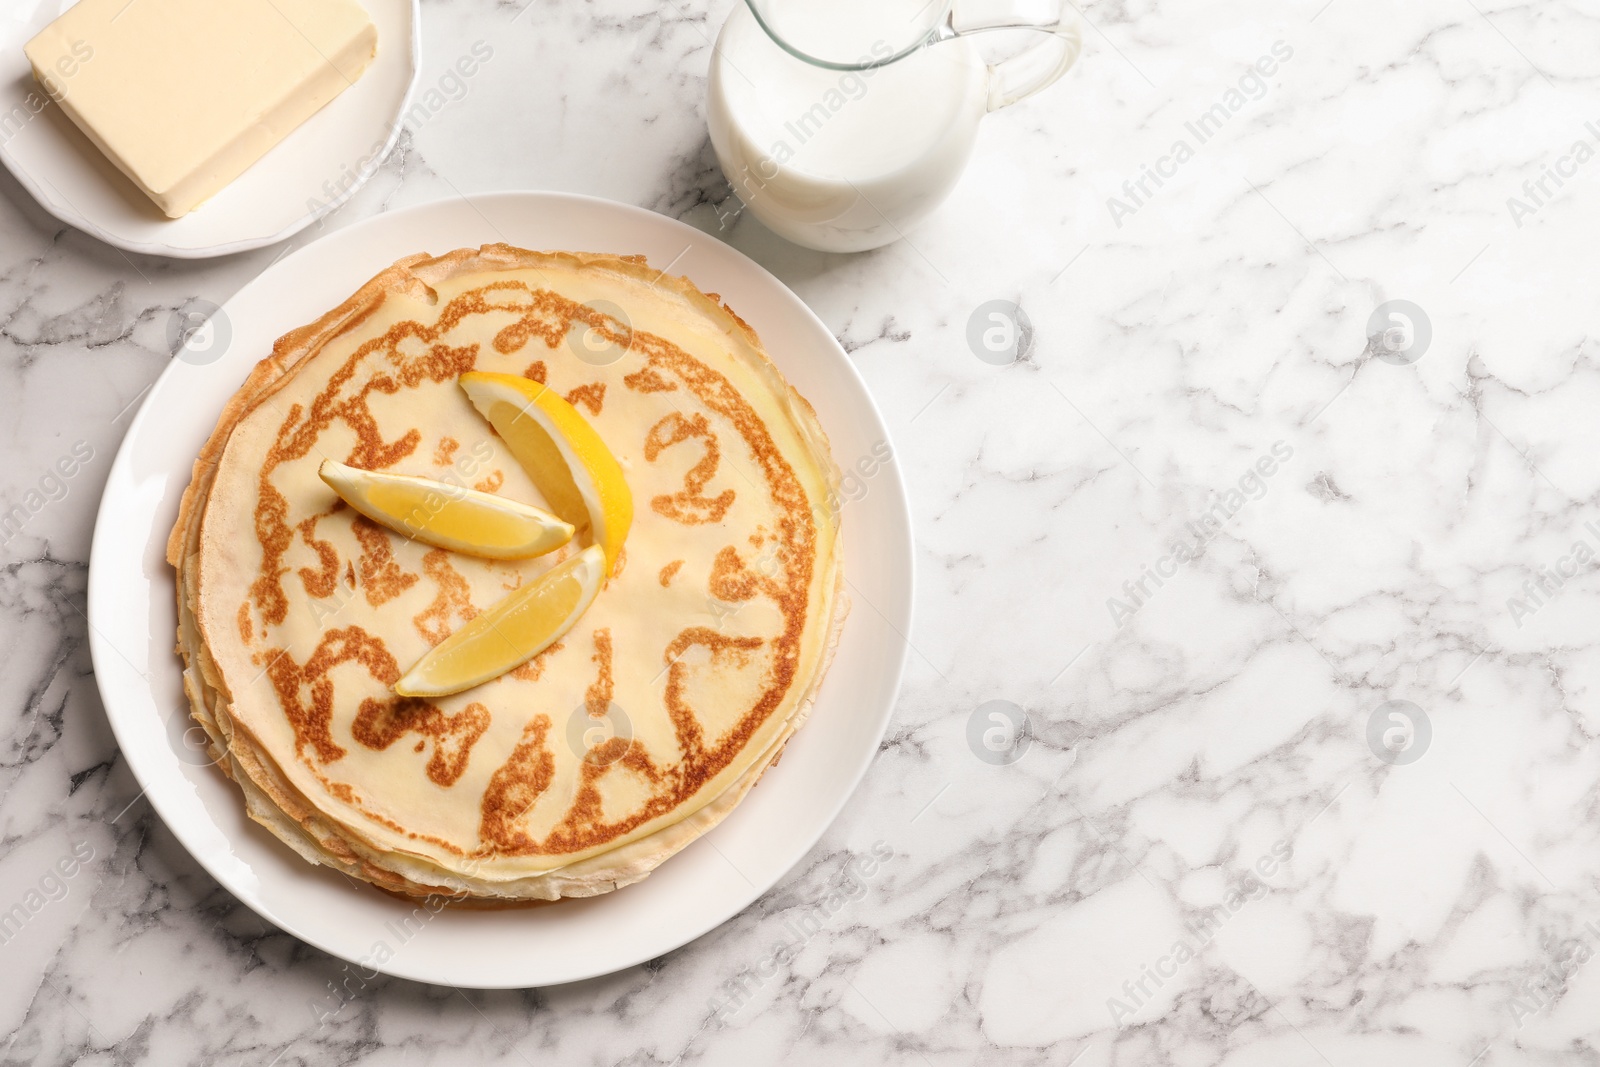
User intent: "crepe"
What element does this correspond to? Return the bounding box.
[167,244,844,901]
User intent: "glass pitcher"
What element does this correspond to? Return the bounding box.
[706,0,1082,253]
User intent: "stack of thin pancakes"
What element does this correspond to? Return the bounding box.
[168,245,845,902]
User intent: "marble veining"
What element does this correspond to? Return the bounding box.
[3,0,1600,1062]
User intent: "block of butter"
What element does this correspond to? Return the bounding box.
[24,0,377,218]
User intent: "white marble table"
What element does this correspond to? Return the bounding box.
[4,0,1599,1062]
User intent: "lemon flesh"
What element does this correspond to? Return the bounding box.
[318,459,573,560]
[395,545,606,697]
[459,372,633,575]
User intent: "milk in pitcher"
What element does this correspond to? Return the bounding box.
[706,2,987,252]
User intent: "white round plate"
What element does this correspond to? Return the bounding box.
[0,0,419,259]
[86,192,913,988]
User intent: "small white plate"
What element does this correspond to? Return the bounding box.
[86,192,913,988]
[0,0,420,259]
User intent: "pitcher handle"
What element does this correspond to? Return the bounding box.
[946,0,1083,111]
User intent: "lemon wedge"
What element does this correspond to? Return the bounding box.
[318,459,574,560]
[459,372,632,575]
[395,545,606,697]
